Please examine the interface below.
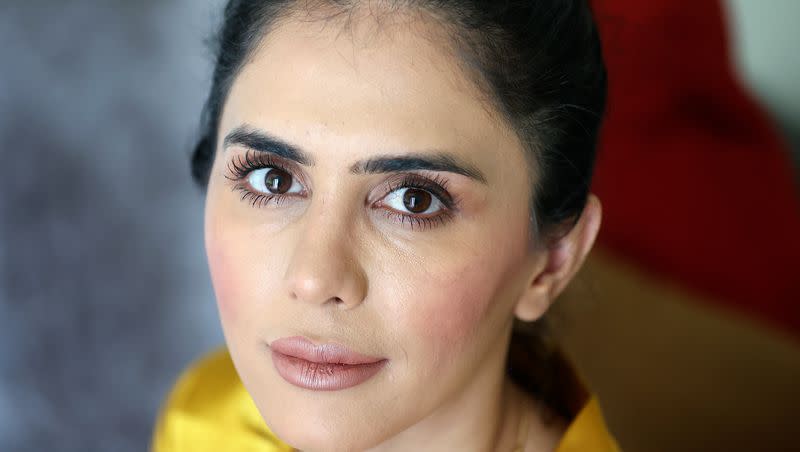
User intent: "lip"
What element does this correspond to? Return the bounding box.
[269,336,387,391]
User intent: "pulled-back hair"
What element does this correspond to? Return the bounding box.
[192,0,607,420]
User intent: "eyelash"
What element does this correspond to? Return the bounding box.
[224,151,459,230]
[225,152,300,208]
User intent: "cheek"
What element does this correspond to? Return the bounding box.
[415,266,490,346]
[204,188,291,331]
[205,189,253,325]
[207,236,240,322]
[396,226,529,371]
[403,257,509,370]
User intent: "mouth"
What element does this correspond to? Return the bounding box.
[268,336,388,391]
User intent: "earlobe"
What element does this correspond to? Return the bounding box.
[513,284,551,322]
[513,195,603,322]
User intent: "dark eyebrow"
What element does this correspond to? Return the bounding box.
[223,126,314,166]
[224,125,486,183]
[350,154,487,183]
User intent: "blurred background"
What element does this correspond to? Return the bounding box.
[0,1,798,451]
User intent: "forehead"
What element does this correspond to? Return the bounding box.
[220,9,527,178]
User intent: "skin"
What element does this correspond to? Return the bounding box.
[204,6,601,452]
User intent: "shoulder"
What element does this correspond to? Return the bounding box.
[151,348,292,452]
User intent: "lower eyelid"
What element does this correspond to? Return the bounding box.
[377,206,455,230]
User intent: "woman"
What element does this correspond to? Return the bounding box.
[153,0,618,450]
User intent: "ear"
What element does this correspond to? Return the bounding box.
[514,194,602,322]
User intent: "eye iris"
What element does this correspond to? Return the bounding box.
[264,168,292,194]
[402,188,432,213]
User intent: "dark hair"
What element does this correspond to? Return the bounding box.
[192,0,607,420]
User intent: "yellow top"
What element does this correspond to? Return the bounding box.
[151,348,620,451]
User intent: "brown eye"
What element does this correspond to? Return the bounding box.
[264,168,292,194]
[381,184,446,218]
[246,167,303,196]
[402,188,432,213]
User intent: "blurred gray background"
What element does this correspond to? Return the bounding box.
[0,1,224,450]
[0,1,797,451]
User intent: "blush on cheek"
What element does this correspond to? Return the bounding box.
[206,238,240,323]
[411,263,497,361]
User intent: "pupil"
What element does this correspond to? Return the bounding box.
[403,188,431,213]
[264,168,292,194]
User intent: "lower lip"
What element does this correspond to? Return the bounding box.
[270,349,387,391]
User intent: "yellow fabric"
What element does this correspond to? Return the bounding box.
[152,348,620,451]
[554,397,621,452]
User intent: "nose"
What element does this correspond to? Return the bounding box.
[283,206,368,310]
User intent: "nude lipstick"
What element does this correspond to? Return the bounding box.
[269,336,387,391]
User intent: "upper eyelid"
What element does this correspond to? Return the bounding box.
[387,173,457,206]
[226,151,300,180]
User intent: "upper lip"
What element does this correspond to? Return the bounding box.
[269,336,385,365]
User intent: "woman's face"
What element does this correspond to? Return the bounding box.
[205,11,539,450]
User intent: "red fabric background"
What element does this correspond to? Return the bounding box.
[590,0,800,334]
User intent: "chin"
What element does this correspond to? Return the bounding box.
[261,400,390,452]
[270,419,384,452]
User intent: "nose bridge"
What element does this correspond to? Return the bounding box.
[283,196,367,308]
